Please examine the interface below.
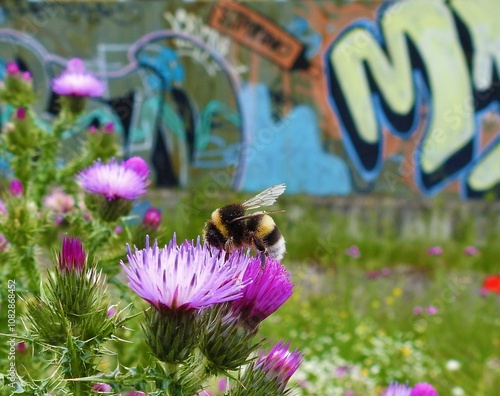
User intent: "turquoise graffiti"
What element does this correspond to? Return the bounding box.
[325,0,500,198]
[239,83,351,196]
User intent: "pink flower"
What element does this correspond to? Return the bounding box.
[52,58,105,97]
[123,156,150,179]
[6,62,19,76]
[345,245,361,258]
[15,107,26,120]
[426,305,438,315]
[9,179,23,196]
[427,246,443,256]
[463,246,478,256]
[413,306,423,315]
[44,188,75,214]
[410,383,438,396]
[58,236,86,273]
[92,383,112,392]
[142,207,162,230]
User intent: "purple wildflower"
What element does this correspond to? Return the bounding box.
[129,391,146,396]
[464,246,478,256]
[255,341,303,392]
[44,188,75,213]
[103,122,114,133]
[142,207,162,230]
[58,236,86,272]
[413,306,423,315]
[92,383,112,393]
[427,246,443,256]
[410,383,438,396]
[77,159,149,201]
[121,236,251,311]
[231,257,293,330]
[9,179,23,196]
[345,245,361,258]
[123,156,150,179]
[385,383,412,396]
[426,305,438,315]
[52,58,104,97]
[15,107,26,120]
[6,62,19,76]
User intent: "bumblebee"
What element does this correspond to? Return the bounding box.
[203,184,286,267]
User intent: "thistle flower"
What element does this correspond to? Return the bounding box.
[52,58,104,98]
[92,383,112,393]
[77,159,149,221]
[463,245,479,256]
[427,246,443,256]
[385,383,412,396]
[44,188,75,214]
[121,236,249,311]
[78,159,149,201]
[123,156,150,179]
[231,257,293,331]
[256,342,302,390]
[142,206,162,230]
[58,236,86,273]
[121,236,251,363]
[410,383,438,396]
[345,245,361,258]
[9,179,23,196]
[234,342,302,395]
[6,61,19,76]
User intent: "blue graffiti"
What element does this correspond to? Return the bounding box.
[239,83,351,196]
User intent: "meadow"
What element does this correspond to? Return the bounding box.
[156,188,500,396]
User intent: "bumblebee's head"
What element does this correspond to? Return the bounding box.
[203,221,226,250]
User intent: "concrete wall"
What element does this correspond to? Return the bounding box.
[0,0,499,199]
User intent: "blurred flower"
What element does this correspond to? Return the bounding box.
[254,341,303,393]
[114,226,122,234]
[445,359,461,371]
[121,235,250,311]
[92,383,112,392]
[107,306,116,317]
[0,235,8,251]
[44,188,75,214]
[451,387,464,396]
[6,61,19,76]
[410,382,438,396]
[463,245,478,256]
[123,156,150,179]
[218,378,228,392]
[0,200,6,216]
[17,341,27,354]
[345,245,361,258]
[142,207,162,230]
[103,122,114,133]
[427,246,443,256]
[52,58,104,97]
[15,107,26,120]
[335,365,351,377]
[77,159,149,201]
[129,391,146,396]
[426,305,438,315]
[413,306,423,315]
[58,236,86,273]
[231,257,293,331]
[9,179,23,196]
[385,383,411,396]
[481,274,500,294]
[197,392,212,396]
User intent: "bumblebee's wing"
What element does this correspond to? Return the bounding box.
[242,184,286,210]
[229,210,285,223]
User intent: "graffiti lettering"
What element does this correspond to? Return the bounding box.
[209,0,304,70]
[325,0,500,197]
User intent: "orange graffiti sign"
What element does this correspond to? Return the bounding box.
[209,0,304,70]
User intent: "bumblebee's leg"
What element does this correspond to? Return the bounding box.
[249,232,268,268]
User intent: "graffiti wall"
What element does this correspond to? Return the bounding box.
[0,0,499,199]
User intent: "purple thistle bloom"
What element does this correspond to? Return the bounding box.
[129,391,146,396]
[123,156,150,179]
[52,58,105,97]
[427,246,443,256]
[464,246,479,256]
[142,207,162,230]
[92,383,112,393]
[410,383,438,396]
[77,159,149,201]
[15,107,26,120]
[10,179,23,196]
[231,257,293,330]
[58,236,86,272]
[385,383,412,396]
[6,62,19,76]
[426,305,438,315]
[345,245,361,258]
[121,236,251,311]
[255,341,303,392]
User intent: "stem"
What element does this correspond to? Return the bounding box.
[65,334,89,396]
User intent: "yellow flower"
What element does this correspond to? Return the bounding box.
[371,300,381,309]
[392,287,403,297]
[339,310,348,319]
[401,345,412,356]
[385,296,395,305]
